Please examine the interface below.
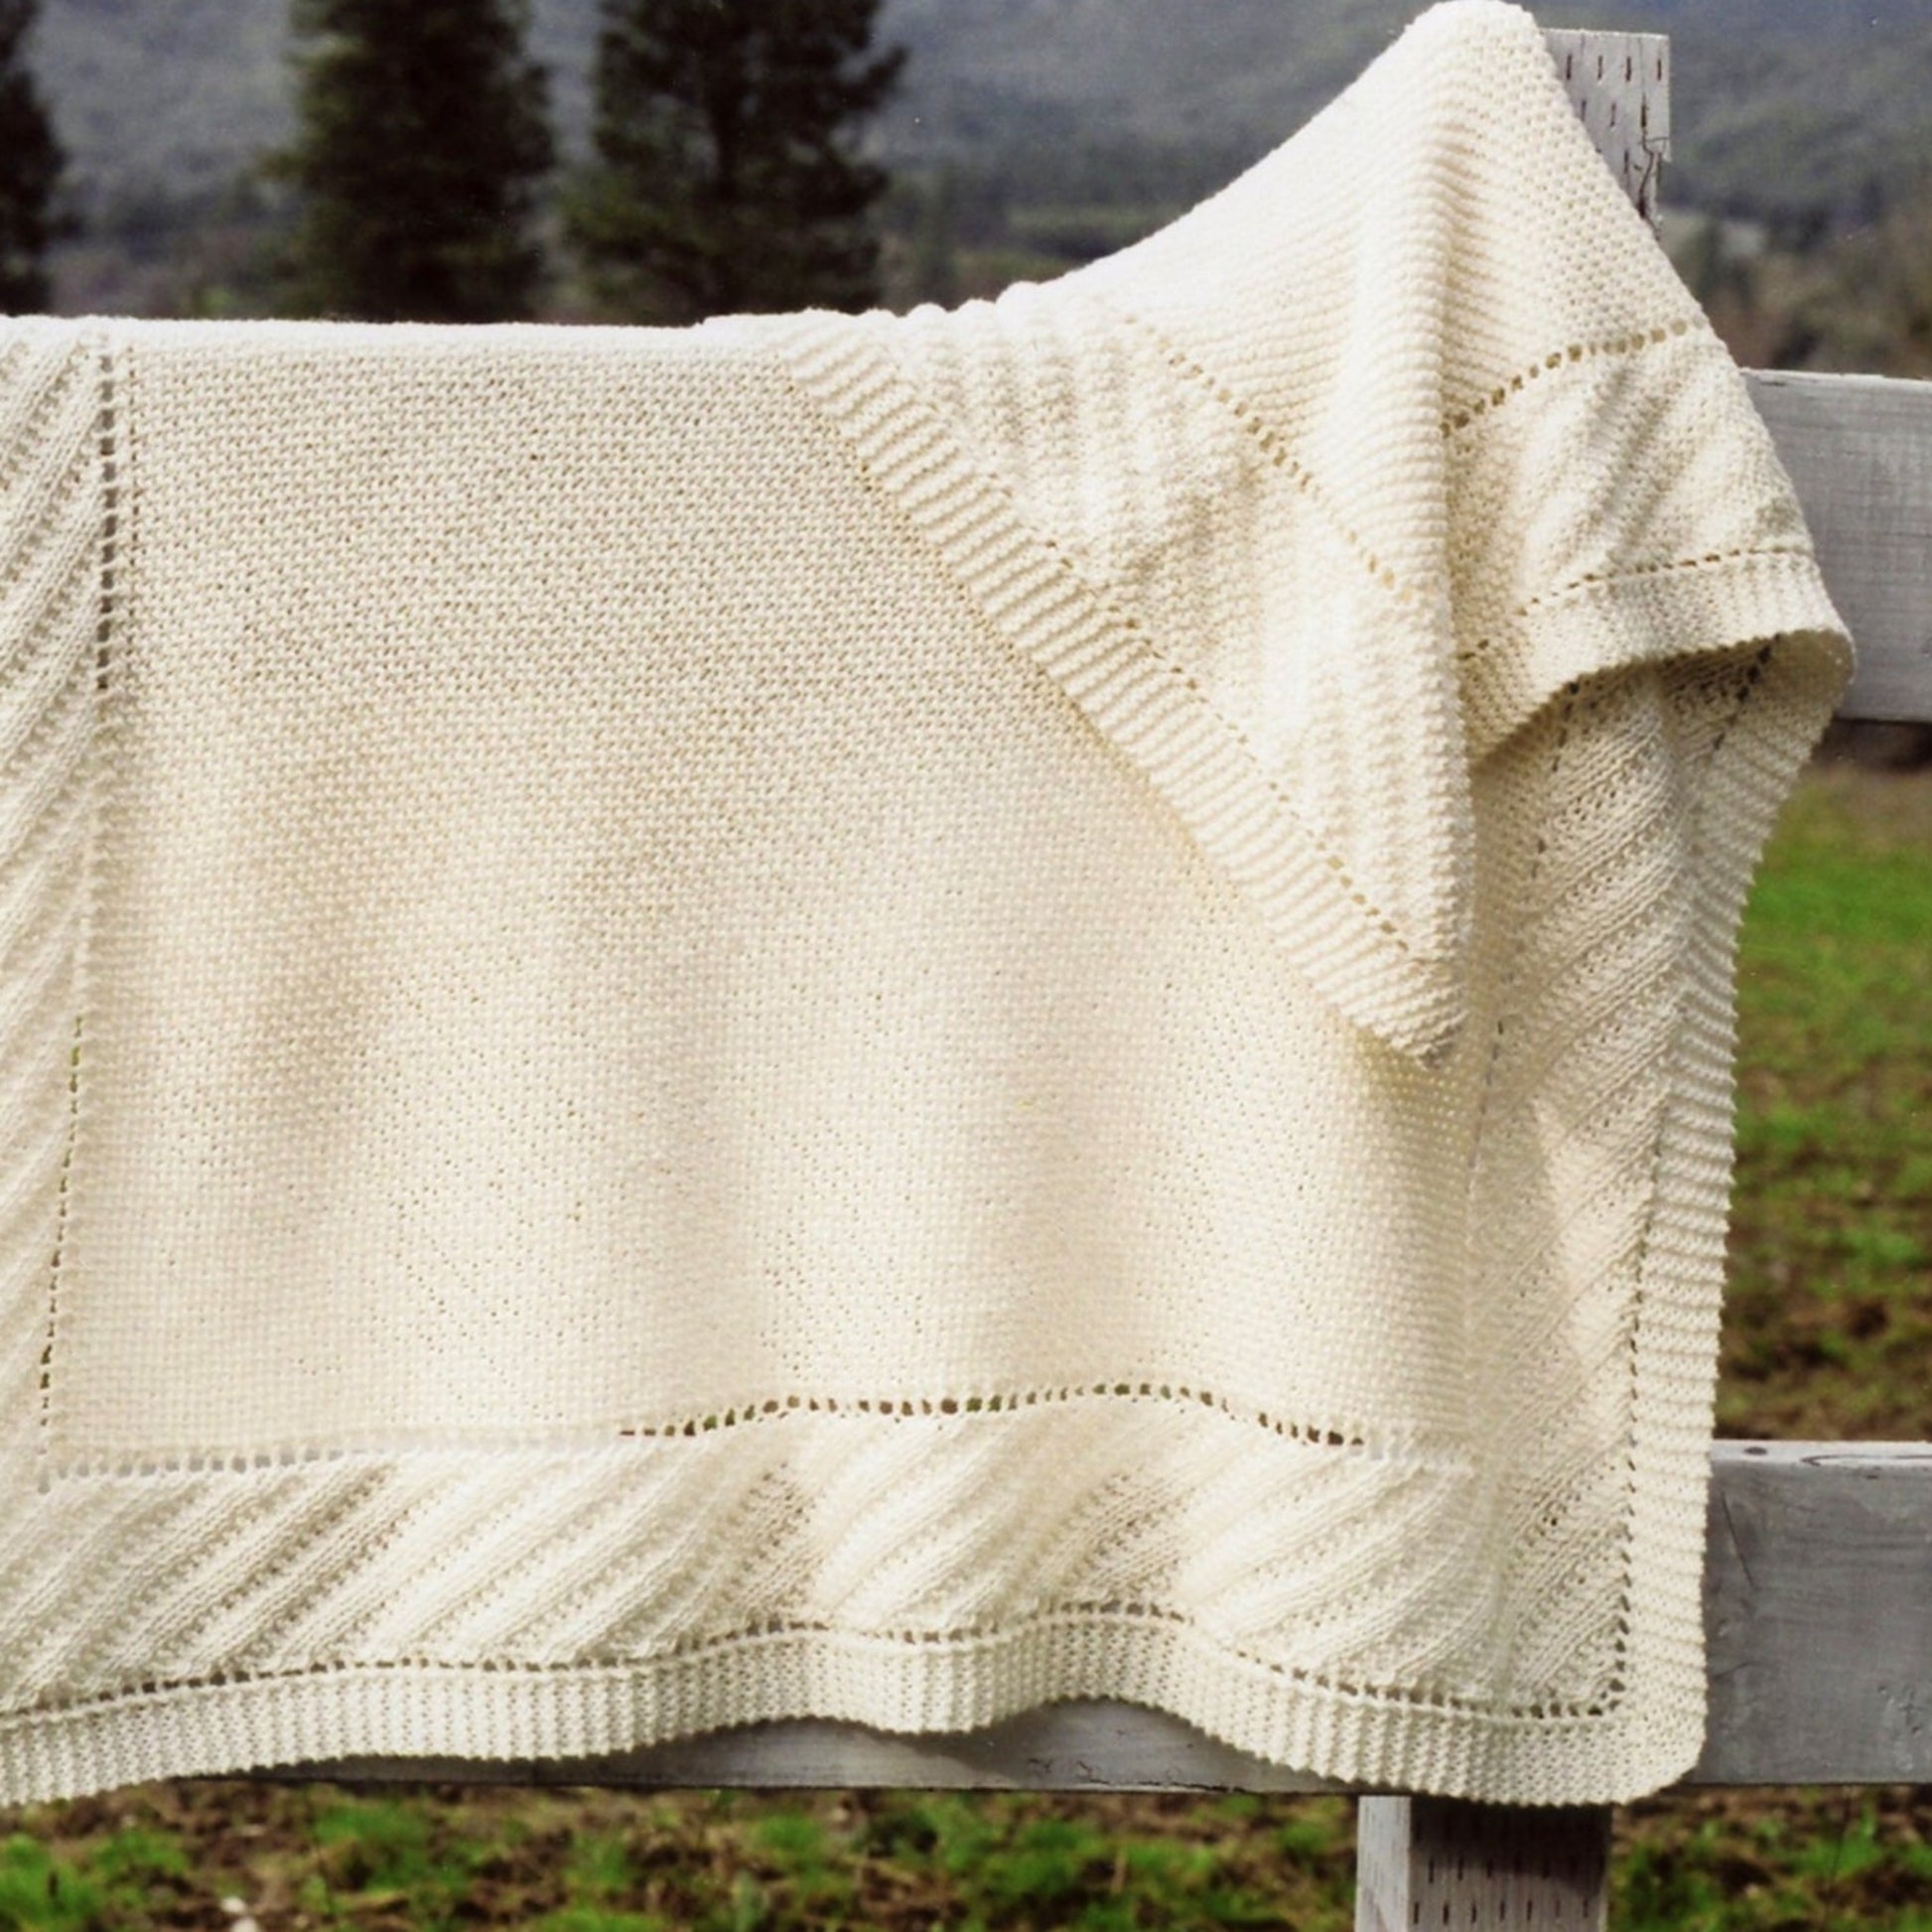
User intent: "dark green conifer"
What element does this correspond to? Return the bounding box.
[0,0,66,314]
[907,161,960,309]
[568,0,904,324]
[273,0,553,323]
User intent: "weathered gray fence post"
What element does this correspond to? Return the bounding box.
[1355,1798,1612,1932]
[1546,26,1671,223]
[1350,32,1667,1929]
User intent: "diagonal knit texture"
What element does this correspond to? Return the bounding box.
[0,0,1851,1806]
[0,323,106,1463]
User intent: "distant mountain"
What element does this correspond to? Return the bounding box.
[876,0,1932,231]
[28,0,1932,236]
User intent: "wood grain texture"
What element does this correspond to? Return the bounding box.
[1744,369,1932,726]
[1699,1441,1932,1784]
[1544,29,1671,224]
[1355,1797,1611,1932]
[242,1700,1345,1795]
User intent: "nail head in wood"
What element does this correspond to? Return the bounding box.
[1542,29,1671,224]
[1354,1796,1612,1932]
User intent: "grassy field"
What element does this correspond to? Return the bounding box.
[1,756,1928,1931]
[1722,759,1932,1441]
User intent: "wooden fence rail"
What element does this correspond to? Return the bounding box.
[1746,369,1932,726]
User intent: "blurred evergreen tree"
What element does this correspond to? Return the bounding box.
[567,0,904,323]
[907,161,960,309]
[271,0,553,322]
[0,0,66,313]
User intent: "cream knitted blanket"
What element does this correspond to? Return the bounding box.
[0,0,1852,1806]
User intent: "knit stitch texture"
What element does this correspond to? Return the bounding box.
[0,0,1853,1805]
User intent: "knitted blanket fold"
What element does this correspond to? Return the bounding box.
[0,0,1852,1806]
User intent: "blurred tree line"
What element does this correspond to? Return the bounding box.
[272,0,902,323]
[0,0,64,309]
[268,0,555,322]
[1669,174,1932,383]
[1,0,905,325]
[11,0,1932,381]
[568,0,902,323]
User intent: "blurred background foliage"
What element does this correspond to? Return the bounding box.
[5,0,1932,380]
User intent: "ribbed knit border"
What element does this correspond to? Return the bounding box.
[1469,546,1853,762]
[764,311,1467,1066]
[0,1588,1697,1809]
[0,322,112,1466]
[1606,612,1854,1789]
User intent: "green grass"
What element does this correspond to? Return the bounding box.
[0,759,1927,1931]
[8,1780,1930,1932]
[1722,760,1932,1439]
[1617,1791,1932,1932]
[298,1794,491,1929]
